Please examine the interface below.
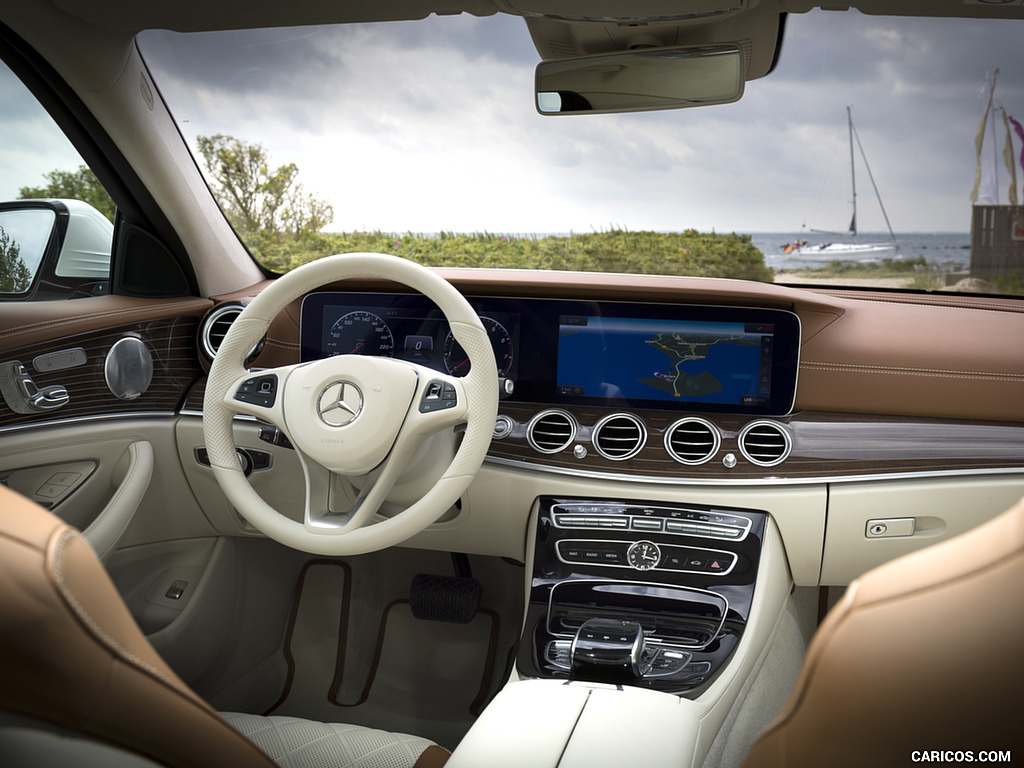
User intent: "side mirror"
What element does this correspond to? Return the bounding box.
[0,199,112,299]
[536,44,744,115]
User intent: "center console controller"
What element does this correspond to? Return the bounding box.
[517,497,766,695]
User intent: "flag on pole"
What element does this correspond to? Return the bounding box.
[1009,114,1024,204]
[970,69,999,205]
[1003,110,1019,206]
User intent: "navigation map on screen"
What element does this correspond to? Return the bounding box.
[556,316,774,406]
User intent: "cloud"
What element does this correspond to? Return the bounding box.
[0,62,93,201]
[9,9,1018,235]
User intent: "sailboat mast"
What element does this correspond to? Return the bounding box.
[848,105,857,240]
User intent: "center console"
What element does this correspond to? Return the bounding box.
[517,496,766,694]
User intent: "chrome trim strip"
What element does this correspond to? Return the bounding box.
[483,454,1024,486]
[180,410,259,423]
[0,411,176,435]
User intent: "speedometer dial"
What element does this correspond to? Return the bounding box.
[443,316,513,376]
[325,311,395,357]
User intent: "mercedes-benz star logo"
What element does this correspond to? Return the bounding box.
[317,381,363,427]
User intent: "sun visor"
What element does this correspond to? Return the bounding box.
[522,9,783,81]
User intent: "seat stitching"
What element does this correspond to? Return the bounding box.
[50,529,181,690]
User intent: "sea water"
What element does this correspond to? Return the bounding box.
[748,232,971,271]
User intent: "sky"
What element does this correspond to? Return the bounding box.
[5,9,1024,234]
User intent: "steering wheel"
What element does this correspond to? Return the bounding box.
[202,253,498,555]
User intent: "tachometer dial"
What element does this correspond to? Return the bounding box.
[443,316,513,376]
[325,311,395,357]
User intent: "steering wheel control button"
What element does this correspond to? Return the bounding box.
[317,380,363,426]
[234,374,278,408]
[419,379,458,413]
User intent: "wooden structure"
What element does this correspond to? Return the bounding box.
[971,205,1024,281]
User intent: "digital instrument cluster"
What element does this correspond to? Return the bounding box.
[300,293,519,380]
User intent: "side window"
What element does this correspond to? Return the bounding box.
[0,58,113,300]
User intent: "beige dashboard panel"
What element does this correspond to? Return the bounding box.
[819,475,1024,585]
[175,418,307,534]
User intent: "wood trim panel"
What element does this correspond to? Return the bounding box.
[0,317,203,430]
[0,295,212,354]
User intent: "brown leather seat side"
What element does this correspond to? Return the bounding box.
[742,499,1024,768]
[0,484,277,768]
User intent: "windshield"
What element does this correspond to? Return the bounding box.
[137,11,1024,296]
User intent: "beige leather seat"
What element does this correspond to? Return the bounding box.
[742,498,1024,767]
[0,484,449,768]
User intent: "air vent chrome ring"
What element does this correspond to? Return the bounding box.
[527,409,577,454]
[200,302,246,361]
[592,413,647,461]
[200,301,266,365]
[738,420,792,467]
[664,417,721,465]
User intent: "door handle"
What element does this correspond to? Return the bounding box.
[84,440,154,563]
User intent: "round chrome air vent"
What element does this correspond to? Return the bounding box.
[664,417,721,465]
[527,409,577,454]
[738,420,792,467]
[199,302,266,364]
[200,302,246,361]
[592,413,647,461]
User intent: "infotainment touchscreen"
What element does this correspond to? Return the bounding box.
[556,315,778,409]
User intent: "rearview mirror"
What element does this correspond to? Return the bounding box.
[536,45,744,115]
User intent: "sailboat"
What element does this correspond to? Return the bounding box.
[787,106,900,260]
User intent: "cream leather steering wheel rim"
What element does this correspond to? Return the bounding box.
[202,253,498,555]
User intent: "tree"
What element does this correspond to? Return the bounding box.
[19,165,116,222]
[0,228,32,294]
[196,134,334,244]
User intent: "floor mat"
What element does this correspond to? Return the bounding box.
[265,551,520,749]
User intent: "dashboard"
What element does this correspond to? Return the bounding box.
[299,292,801,417]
